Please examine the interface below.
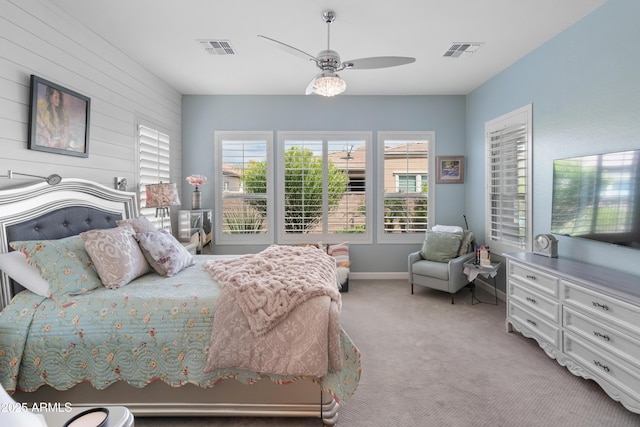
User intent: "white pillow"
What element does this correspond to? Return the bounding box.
[0,251,49,297]
[432,225,464,233]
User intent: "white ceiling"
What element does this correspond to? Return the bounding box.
[48,0,607,96]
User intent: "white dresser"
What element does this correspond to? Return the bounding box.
[505,252,640,414]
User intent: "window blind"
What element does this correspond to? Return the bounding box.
[220,139,269,236]
[138,124,170,228]
[487,120,529,249]
[382,140,429,235]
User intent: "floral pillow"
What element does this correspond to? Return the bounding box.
[136,229,195,277]
[10,235,102,299]
[81,224,149,288]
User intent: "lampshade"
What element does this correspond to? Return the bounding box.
[312,73,346,97]
[145,183,181,208]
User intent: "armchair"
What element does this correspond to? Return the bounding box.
[408,228,475,304]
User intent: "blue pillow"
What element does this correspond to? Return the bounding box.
[10,235,102,299]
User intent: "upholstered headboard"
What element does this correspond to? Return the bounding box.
[0,179,138,308]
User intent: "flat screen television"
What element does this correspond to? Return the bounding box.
[551,149,640,249]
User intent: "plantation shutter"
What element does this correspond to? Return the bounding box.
[382,141,429,235]
[138,124,171,228]
[277,132,371,243]
[486,105,532,252]
[220,139,269,236]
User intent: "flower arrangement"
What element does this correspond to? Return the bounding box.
[186,174,207,189]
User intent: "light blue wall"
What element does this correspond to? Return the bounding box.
[466,0,640,275]
[182,95,466,272]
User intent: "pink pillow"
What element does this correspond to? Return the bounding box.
[81,224,149,288]
[328,242,350,267]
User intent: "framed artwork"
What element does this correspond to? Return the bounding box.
[436,156,465,184]
[28,75,91,158]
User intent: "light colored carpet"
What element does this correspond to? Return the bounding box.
[135,280,640,426]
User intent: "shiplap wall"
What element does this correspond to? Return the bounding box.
[0,0,182,198]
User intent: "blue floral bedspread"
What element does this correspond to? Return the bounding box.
[0,256,361,403]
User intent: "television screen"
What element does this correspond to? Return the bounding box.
[551,149,640,249]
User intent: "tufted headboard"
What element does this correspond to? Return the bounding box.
[0,178,138,308]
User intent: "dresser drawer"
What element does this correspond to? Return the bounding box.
[509,261,559,298]
[564,332,640,401]
[564,307,640,370]
[563,281,640,340]
[509,281,559,323]
[509,300,560,348]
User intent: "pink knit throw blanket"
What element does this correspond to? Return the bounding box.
[203,245,341,336]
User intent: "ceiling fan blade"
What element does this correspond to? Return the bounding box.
[257,35,317,62]
[342,56,416,70]
[305,77,317,95]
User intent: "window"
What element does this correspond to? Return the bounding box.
[378,131,433,243]
[138,122,171,230]
[484,104,532,254]
[277,131,372,244]
[215,131,273,244]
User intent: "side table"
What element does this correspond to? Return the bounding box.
[463,261,502,305]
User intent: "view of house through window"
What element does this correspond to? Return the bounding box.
[217,131,438,244]
[217,132,272,243]
[378,131,432,243]
[278,132,371,243]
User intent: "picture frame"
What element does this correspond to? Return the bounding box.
[436,156,465,184]
[28,75,90,158]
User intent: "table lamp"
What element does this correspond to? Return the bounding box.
[145,182,180,231]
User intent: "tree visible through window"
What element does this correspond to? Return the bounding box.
[277,132,371,243]
[217,133,271,242]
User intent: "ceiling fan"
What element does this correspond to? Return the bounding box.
[258,10,416,97]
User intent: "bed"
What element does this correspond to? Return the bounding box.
[0,179,360,426]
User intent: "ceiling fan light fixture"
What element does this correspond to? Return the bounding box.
[313,74,346,97]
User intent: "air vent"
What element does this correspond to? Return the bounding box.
[197,39,237,55]
[443,42,482,58]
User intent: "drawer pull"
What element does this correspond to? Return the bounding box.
[593,360,611,373]
[526,319,537,327]
[592,301,609,311]
[593,331,611,342]
[526,297,537,304]
[526,274,537,280]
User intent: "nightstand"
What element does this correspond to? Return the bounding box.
[178,209,212,253]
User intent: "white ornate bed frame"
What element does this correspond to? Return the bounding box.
[0,179,338,425]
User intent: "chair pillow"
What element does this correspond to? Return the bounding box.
[420,230,463,263]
